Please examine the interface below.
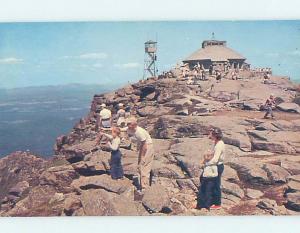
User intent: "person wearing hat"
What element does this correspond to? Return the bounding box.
[126,117,154,192]
[98,103,112,130]
[264,94,276,119]
[116,103,126,127]
[197,128,225,210]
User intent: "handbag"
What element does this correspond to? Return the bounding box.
[202,165,218,178]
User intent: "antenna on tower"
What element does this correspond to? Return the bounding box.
[143,40,158,79]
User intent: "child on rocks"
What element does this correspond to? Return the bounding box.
[99,127,124,180]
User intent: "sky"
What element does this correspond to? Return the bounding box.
[0,20,300,89]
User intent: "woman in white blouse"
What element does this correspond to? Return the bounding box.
[197,128,225,210]
[207,128,225,209]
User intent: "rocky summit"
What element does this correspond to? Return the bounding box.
[0,69,300,216]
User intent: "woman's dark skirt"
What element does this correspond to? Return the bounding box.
[213,164,224,206]
[197,176,217,209]
[110,149,124,179]
[196,164,224,209]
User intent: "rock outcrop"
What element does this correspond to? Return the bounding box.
[1,70,299,216]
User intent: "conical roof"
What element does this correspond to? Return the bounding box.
[183,41,246,62]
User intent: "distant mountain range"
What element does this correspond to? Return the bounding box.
[0,83,118,157]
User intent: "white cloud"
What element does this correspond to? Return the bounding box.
[114,62,140,69]
[265,52,280,58]
[162,63,175,69]
[1,120,29,124]
[79,53,107,59]
[61,56,71,59]
[62,52,107,60]
[92,63,103,68]
[289,50,300,56]
[79,64,88,68]
[0,57,23,64]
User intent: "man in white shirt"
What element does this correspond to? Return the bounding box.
[126,117,154,191]
[97,103,112,130]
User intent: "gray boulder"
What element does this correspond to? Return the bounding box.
[176,179,198,192]
[39,165,79,193]
[281,161,300,175]
[142,184,170,213]
[221,180,244,198]
[229,158,271,185]
[80,189,139,216]
[246,188,263,199]
[262,164,290,183]
[257,198,277,211]
[63,193,82,216]
[152,163,185,179]
[176,108,189,116]
[71,175,133,194]
[256,198,286,215]
[137,105,157,117]
[243,101,261,111]
[287,181,300,192]
[277,102,300,113]
[8,181,29,198]
[223,165,239,182]
[249,130,298,154]
[62,140,98,163]
[171,138,211,178]
[288,174,300,183]
[286,193,300,212]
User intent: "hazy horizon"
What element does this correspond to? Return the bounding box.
[0,82,123,90]
[0,84,113,157]
[0,20,300,89]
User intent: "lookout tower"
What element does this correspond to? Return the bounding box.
[143,40,158,79]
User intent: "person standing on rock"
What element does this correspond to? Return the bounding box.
[197,152,218,210]
[98,127,124,180]
[197,128,225,210]
[208,128,225,209]
[201,69,205,81]
[209,65,213,75]
[125,106,131,119]
[216,71,222,83]
[126,117,154,192]
[97,103,112,130]
[116,103,126,127]
[264,94,276,119]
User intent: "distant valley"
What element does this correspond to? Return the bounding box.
[0,84,117,157]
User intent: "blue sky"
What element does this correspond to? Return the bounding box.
[0,20,299,88]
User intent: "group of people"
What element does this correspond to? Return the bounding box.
[96,103,154,192]
[253,67,272,76]
[96,103,131,130]
[180,63,207,82]
[179,62,245,85]
[95,103,226,210]
[94,93,278,210]
[92,70,279,210]
[91,67,279,210]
